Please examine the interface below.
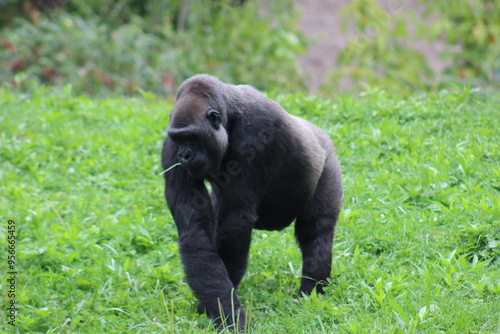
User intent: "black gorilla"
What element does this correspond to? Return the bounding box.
[161,75,342,330]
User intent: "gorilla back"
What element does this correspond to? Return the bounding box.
[161,74,342,331]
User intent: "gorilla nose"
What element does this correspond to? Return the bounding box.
[178,148,194,164]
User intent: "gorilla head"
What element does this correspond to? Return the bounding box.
[167,77,230,179]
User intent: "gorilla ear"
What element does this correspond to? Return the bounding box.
[206,109,222,129]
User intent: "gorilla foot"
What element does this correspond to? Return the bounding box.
[197,302,246,332]
[297,277,329,297]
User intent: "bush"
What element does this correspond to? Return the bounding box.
[0,0,305,96]
[1,15,164,96]
[418,0,500,85]
[324,0,500,96]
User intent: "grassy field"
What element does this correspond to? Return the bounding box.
[0,84,499,333]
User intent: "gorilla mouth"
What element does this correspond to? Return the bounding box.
[181,161,209,178]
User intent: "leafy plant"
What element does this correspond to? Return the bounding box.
[324,0,434,96]
[326,0,500,96]
[0,0,305,96]
[418,0,500,86]
[459,222,500,263]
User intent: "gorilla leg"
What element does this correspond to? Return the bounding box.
[295,166,341,295]
[297,219,333,294]
[295,216,334,294]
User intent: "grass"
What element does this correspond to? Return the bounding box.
[0,83,499,333]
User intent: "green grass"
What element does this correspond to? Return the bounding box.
[0,84,499,333]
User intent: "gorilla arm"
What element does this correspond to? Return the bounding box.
[162,137,245,330]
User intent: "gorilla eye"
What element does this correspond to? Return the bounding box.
[206,109,221,129]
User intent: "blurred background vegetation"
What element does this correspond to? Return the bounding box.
[0,0,498,96]
[328,0,500,95]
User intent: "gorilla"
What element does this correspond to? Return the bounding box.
[161,75,342,331]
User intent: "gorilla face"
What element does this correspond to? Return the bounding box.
[167,94,229,179]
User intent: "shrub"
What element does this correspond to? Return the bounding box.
[323,0,434,96]
[418,0,500,85]
[1,15,165,96]
[0,0,305,96]
[324,0,500,96]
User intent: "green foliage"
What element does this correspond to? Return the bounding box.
[327,0,500,96]
[0,0,305,96]
[164,0,305,92]
[0,0,22,28]
[1,83,499,332]
[0,0,211,29]
[418,0,500,84]
[61,0,170,27]
[460,222,500,262]
[1,15,165,96]
[324,0,434,96]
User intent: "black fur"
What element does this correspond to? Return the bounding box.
[161,75,343,331]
